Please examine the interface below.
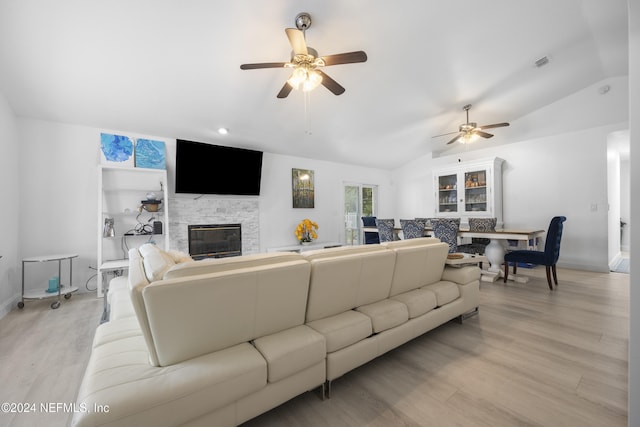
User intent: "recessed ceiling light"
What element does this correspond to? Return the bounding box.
[218,127,229,135]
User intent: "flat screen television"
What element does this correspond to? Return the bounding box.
[175,139,263,195]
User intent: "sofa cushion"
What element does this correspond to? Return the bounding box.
[163,252,304,280]
[92,316,142,348]
[106,275,129,305]
[390,288,438,318]
[305,250,396,322]
[142,260,312,366]
[138,243,175,282]
[167,249,193,263]
[306,310,373,353]
[380,237,440,249]
[422,281,461,306]
[252,325,326,383]
[386,242,449,297]
[302,244,386,260]
[109,290,136,320]
[356,299,409,333]
[73,337,266,427]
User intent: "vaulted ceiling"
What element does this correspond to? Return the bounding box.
[0,0,629,169]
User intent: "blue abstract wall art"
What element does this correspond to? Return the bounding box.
[135,139,166,169]
[100,133,134,166]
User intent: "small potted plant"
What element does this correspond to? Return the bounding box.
[295,219,318,245]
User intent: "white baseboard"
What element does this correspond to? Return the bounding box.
[609,252,623,271]
[0,294,21,320]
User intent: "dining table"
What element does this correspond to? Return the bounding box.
[361,226,545,282]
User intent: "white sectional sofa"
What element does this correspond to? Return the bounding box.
[72,238,480,427]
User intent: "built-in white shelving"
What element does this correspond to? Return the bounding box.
[97,165,169,297]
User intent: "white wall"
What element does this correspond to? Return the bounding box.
[18,120,102,295]
[628,0,639,424]
[0,92,20,317]
[258,152,393,249]
[11,119,393,298]
[392,78,628,272]
[620,157,630,251]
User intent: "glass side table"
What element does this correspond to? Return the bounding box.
[20,254,79,309]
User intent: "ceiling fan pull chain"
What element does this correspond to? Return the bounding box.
[304,91,312,135]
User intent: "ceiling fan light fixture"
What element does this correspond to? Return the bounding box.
[459,133,479,144]
[287,66,322,92]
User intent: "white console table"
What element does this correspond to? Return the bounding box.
[267,242,342,253]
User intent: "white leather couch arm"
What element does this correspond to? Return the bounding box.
[441,265,481,285]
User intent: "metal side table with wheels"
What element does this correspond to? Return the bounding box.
[20,254,79,309]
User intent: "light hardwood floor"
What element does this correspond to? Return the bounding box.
[0,267,629,427]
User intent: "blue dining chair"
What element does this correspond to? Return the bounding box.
[431,218,460,253]
[375,218,396,243]
[503,216,567,290]
[361,216,380,244]
[400,218,426,239]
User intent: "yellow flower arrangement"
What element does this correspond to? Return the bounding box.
[295,218,318,243]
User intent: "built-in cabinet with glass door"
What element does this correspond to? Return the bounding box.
[433,157,504,227]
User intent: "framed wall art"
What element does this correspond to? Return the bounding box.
[135,138,166,169]
[100,133,134,167]
[292,168,314,208]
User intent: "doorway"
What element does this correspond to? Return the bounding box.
[606,130,630,272]
[344,183,378,245]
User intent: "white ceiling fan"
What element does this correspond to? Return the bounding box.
[433,104,510,145]
[240,12,368,98]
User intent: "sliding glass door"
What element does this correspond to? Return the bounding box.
[344,183,378,245]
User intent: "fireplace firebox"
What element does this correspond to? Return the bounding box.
[188,224,242,260]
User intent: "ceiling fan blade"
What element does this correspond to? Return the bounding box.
[316,70,345,95]
[479,122,510,130]
[446,133,463,145]
[276,82,293,99]
[475,130,494,139]
[432,130,461,138]
[321,51,368,66]
[240,62,288,70]
[285,28,308,55]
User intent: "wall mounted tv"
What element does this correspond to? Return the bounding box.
[175,139,263,196]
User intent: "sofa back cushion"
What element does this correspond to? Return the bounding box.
[163,252,304,280]
[380,237,441,249]
[305,250,396,322]
[302,244,387,260]
[386,242,449,297]
[138,243,176,282]
[141,260,311,366]
[126,247,161,365]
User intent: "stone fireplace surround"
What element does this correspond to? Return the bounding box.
[169,196,259,256]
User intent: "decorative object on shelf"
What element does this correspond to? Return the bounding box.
[103,217,115,237]
[46,276,59,293]
[295,218,318,244]
[100,133,134,166]
[135,139,166,169]
[292,168,314,208]
[139,192,163,213]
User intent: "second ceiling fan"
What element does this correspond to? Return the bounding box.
[433,104,510,145]
[240,13,367,98]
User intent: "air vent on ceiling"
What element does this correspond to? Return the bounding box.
[534,56,550,68]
